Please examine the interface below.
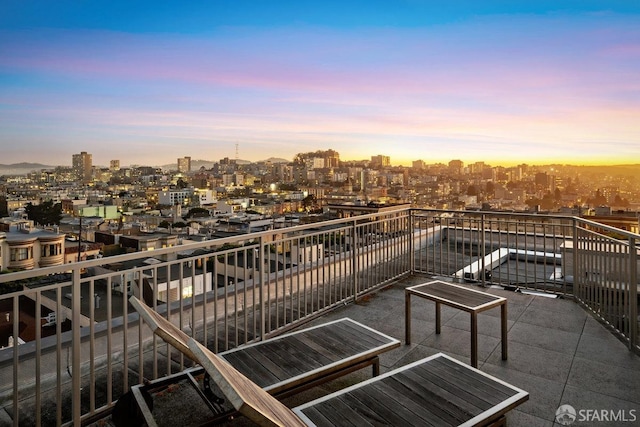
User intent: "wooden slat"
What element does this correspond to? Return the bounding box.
[386,370,476,424]
[332,320,389,348]
[286,335,334,366]
[310,398,364,427]
[299,407,334,427]
[259,339,320,376]
[345,385,422,426]
[411,360,506,411]
[292,328,350,361]
[408,281,505,310]
[307,325,368,355]
[246,319,399,389]
[380,377,463,426]
[433,357,517,402]
[188,337,307,427]
[295,353,528,427]
[222,346,281,387]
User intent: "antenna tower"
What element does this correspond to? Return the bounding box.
[235,143,239,161]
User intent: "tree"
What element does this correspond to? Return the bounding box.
[540,192,556,210]
[554,188,562,202]
[185,207,209,219]
[24,201,63,226]
[176,178,189,189]
[277,183,298,191]
[228,187,252,197]
[588,189,607,206]
[525,197,540,209]
[302,194,316,211]
[485,182,495,197]
[613,194,629,207]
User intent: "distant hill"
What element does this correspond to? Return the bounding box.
[261,157,290,164]
[0,163,54,174]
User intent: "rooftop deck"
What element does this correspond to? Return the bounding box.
[85,273,640,426]
[1,208,638,426]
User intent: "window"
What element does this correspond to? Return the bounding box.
[182,286,193,299]
[41,243,61,257]
[10,247,32,262]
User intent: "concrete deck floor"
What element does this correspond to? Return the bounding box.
[94,274,640,426]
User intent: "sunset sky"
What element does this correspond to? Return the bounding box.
[1,1,639,167]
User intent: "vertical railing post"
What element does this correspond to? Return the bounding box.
[258,235,266,341]
[72,265,82,426]
[409,209,415,274]
[12,296,19,427]
[629,237,638,350]
[351,219,358,302]
[573,218,579,299]
[480,214,486,286]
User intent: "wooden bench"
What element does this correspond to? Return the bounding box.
[127,296,400,424]
[190,337,529,427]
[405,280,508,368]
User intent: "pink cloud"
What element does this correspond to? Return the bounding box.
[1,13,639,165]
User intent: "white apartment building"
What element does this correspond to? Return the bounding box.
[305,157,325,170]
[159,189,193,206]
[158,188,216,207]
[194,189,217,205]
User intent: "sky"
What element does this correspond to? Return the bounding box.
[1,1,639,168]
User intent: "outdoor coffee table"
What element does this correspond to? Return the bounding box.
[405,280,507,368]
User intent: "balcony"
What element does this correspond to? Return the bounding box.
[0,208,638,426]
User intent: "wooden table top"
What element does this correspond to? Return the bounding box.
[407,281,506,312]
[294,352,528,427]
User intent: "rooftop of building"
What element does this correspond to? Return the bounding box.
[0,218,63,241]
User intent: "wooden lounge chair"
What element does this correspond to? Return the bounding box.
[127,296,401,424]
[190,337,529,427]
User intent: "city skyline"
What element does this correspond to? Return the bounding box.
[1,1,639,167]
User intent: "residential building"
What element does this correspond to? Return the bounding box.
[448,159,464,174]
[193,189,217,206]
[72,151,92,184]
[412,159,426,170]
[177,156,191,173]
[0,218,65,271]
[370,155,390,169]
[158,188,193,206]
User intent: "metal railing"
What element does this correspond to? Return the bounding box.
[411,209,639,350]
[0,208,637,426]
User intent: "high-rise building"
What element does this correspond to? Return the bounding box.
[110,160,120,171]
[72,151,92,184]
[469,162,486,174]
[325,149,340,168]
[306,158,325,170]
[177,156,191,173]
[370,155,390,169]
[448,160,464,175]
[535,172,549,188]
